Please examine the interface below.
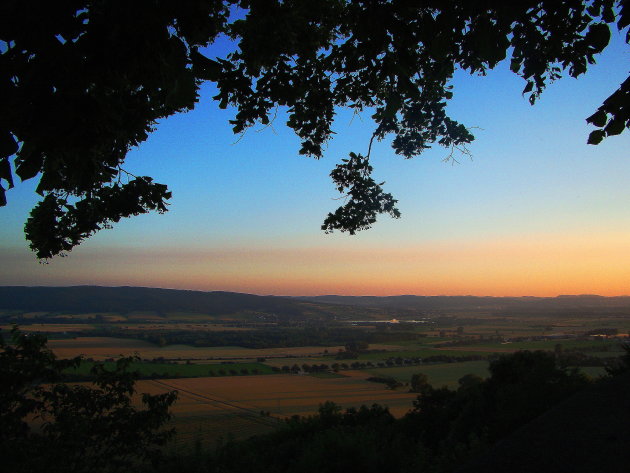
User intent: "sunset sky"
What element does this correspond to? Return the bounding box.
[1,32,629,297]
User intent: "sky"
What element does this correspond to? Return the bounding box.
[1,30,629,297]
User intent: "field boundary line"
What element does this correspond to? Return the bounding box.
[148,379,281,427]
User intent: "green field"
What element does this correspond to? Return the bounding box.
[365,361,491,388]
[367,338,625,358]
[484,339,623,351]
[365,360,610,388]
[357,348,494,360]
[388,338,453,346]
[308,371,347,379]
[578,366,608,378]
[66,361,274,378]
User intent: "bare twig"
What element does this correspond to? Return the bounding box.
[366,132,377,160]
[117,166,139,181]
[231,130,247,145]
[255,105,279,135]
[442,143,473,165]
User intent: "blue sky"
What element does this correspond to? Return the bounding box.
[1,29,628,296]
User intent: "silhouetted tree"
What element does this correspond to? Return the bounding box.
[410,372,432,394]
[1,1,627,257]
[605,342,630,376]
[0,327,177,473]
[408,350,590,453]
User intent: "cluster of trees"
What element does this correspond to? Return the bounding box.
[583,328,619,336]
[0,328,177,473]
[271,354,494,376]
[272,361,386,373]
[384,354,488,366]
[298,363,332,374]
[208,367,259,376]
[335,340,372,359]
[367,375,404,390]
[556,351,619,368]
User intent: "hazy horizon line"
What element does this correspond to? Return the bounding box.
[3,284,629,299]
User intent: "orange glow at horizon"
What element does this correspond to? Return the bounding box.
[5,230,628,297]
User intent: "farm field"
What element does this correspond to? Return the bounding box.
[5,294,629,456]
[363,361,491,388]
[424,315,630,339]
[48,337,155,359]
[44,333,626,383]
[47,337,347,361]
[66,360,275,378]
[1,323,97,333]
[356,347,500,360]
[112,323,255,331]
[378,337,625,355]
[134,373,418,447]
[429,339,626,357]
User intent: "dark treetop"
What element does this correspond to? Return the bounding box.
[1,1,628,258]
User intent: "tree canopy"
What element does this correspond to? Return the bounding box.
[1,0,628,258]
[0,327,177,473]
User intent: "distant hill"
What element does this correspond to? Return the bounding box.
[295,294,630,316]
[0,286,346,320]
[2,286,629,321]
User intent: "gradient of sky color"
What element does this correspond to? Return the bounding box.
[1,30,629,296]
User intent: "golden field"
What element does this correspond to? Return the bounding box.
[134,372,417,447]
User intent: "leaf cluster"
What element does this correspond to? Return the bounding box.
[213,0,628,234]
[1,0,229,257]
[322,152,401,234]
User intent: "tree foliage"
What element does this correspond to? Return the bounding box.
[410,372,431,394]
[407,350,590,453]
[1,0,628,257]
[0,327,177,473]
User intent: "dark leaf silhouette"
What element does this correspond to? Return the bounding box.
[1,1,627,257]
[0,327,177,473]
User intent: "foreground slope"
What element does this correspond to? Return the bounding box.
[457,372,630,473]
